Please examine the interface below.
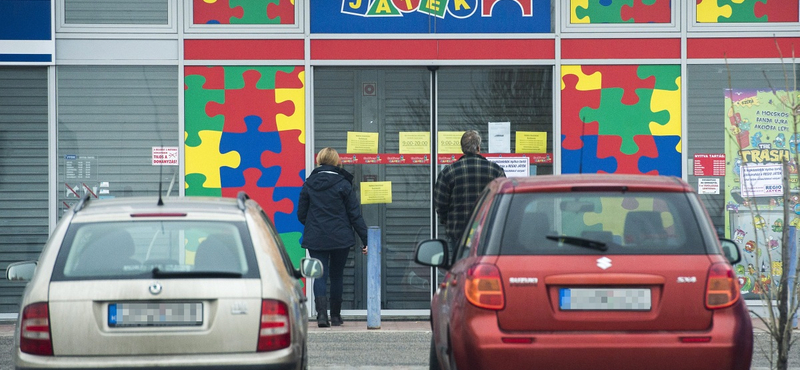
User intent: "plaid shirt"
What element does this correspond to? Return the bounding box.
[434,153,505,241]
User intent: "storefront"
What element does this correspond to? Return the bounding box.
[1,0,799,316]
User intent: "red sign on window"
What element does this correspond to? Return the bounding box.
[693,153,725,176]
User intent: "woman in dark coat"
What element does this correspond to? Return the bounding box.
[297,147,368,327]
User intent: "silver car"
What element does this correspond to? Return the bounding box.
[6,192,323,370]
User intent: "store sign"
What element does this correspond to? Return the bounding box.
[0,0,54,63]
[487,157,529,177]
[310,0,550,33]
[152,147,179,166]
[740,163,783,197]
[693,153,725,176]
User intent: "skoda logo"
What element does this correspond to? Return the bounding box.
[149,282,163,295]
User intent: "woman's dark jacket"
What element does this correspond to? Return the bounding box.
[297,165,369,251]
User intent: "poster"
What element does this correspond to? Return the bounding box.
[361,181,392,204]
[488,122,510,153]
[438,131,464,154]
[516,131,547,153]
[399,132,430,154]
[347,132,379,154]
[487,157,530,177]
[724,88,800,298]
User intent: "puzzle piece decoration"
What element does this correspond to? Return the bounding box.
[561,64,682,176]
[620,0,671,23]
[193,0,244,24]
[184,65,306,267]
[574,0,671,23]
[696,0,733,22]
[754,0,800,22]
[219,115,282,188]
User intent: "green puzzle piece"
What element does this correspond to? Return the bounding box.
[185,173,222,197]
[637,65,681,91]
[580,87,670,155]
[185,75,224,147]
[717,0,767,22]
[280,231,304,269]
[230,0,281,24]
[576,0,634,23]
[223,66,297,90]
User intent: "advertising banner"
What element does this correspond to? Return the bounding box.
[310,0,551,34]
[724,88,800,298]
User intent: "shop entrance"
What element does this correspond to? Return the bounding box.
[312,66,553,312]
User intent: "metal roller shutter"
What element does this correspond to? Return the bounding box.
[56,66,179,214]
[64,0,169,24]
[0,67,49,314]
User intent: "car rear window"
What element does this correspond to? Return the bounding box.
[497,191,707,255]
[51,221,259,280]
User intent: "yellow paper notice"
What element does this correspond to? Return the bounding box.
[399,132,430,154]
[361,181,392,204]
[516,131,547,153]
[347,132,379,154]
[438,131,464,154]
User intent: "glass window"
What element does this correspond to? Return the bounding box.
[497,192,706,255]
[53,221,258,280]
[57,66,179,215]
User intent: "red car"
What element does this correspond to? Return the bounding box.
[416,174,752,370]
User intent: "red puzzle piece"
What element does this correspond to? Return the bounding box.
[561,73,601,151]
[754,0,799,22]
[261,129,305,187]
[621,0,671,23]
[185,66,225,90]
[193,0,243,24]
[596,135,659,174]
[275,66,304,89]
[267,0,295,24]
[221,168,293,222]
[581,65,656,105]
[207,70,296,133]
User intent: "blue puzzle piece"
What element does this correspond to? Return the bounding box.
[638,135,681,177]
[220,115,282,188]
[272,186,304,235]
[561,135,618,174]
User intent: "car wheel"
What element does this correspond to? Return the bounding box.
[429,336,441,370]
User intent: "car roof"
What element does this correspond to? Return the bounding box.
[70,196,248,221]
[493,174,693,194]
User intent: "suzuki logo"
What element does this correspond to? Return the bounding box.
[597,257,612,270]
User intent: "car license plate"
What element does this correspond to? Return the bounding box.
[108,302,203,327]
[559,288,651,311]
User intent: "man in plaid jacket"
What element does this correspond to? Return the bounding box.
[434,130,506,258]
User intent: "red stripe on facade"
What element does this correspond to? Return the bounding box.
[184,39,304,60]
[311,39,554,60]
[311,40,438,60]
[561,38,680,59]
[437,39,554,59]
[688,38,800,59]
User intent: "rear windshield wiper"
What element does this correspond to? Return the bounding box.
[546,235,609,252]
[152,267,242,278]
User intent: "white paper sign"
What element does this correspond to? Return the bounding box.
[487,157,529,178]
[488,122,510,153]
[697,178,720,195]
[740,163,783,197]
[152,147,179,166]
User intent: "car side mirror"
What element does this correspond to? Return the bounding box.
[720,238,742,265]
[414,239,448,268]
[6,261,37,282]
[299,258,324,279]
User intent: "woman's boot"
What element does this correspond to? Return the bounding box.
[315,297,330,328]
[330,298,343,326]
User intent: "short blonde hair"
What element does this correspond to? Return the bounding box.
[316,147,341,166]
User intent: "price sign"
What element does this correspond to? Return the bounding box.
[438,131,464,154]
[399,132,430,154]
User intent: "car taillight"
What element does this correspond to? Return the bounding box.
[465,263,504,310]
[20,302,53,356]
[257,299,290,352]
[706,263,740,310]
